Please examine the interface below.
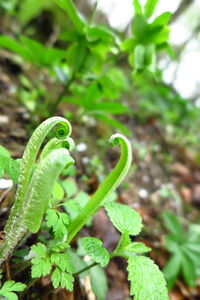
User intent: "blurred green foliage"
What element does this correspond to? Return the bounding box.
[0,0,199,153]
[162,211,200,289]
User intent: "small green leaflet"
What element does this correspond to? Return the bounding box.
[124,242,151,253]
[0,145,21,183]
[51,252,74,274]
[0,280,26,300]
[115,232,151,258]
[46,209,69,239]
[127,256,169,300]
[104,202,142,235]
[31,243,52,278]
[81,237,109,267]
[51,267,74,291]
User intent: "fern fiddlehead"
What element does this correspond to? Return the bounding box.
[67,133,132,243]
[0,117,74,265]
[5,117,72,235]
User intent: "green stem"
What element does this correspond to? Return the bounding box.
[49,75,75,116]
[75,262,98,275]
[67,134,132,243]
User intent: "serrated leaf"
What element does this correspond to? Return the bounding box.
[90,265,108,300]
[51,267,61,288]
[31,257,52,278]
[0,291,18,300]
[127,256,168,299]
[31,243,47,258]
[31,243,52,278]
[81,237,109,267]
[51,267,74,291]
[46,209,69,239]
[51,252,74,274]
[125,242,151,253]
[105,202,142,235]
[60,271,74,290]
[0,280,26,292]
[46,209,59,228]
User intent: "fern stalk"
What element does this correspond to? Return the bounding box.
[67,134,132,243]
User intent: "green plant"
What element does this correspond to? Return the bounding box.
[0,116,74,264]
[0,117,168,299]
[162,211,200,289]
[0,0,173,135]
[121,0,172,74]
[0,146,21,184]
[0,270,26,300]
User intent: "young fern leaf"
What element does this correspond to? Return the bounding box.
[23,148,74,233]
[0,149,74,264]
[5,116,72,236]
[67,133,132,243]
[0,117,74,265]
[39,137,74,162]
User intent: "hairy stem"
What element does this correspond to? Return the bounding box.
[0,117,74,265]
[5,117,71,237]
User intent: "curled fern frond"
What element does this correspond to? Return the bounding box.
[40,137,75,161]
[0,117,74,265]
[24,148,74,233]
[5,117,72,236]
[67,133,132,242]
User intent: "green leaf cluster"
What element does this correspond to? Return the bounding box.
[31,242,74,291]
[0,277,26,300]
[121,0,172,73]
[46,209,69,239]
[77,201,168,299]
[105,202,168,299]
[0,36,66,67]
[162,211,200,289]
